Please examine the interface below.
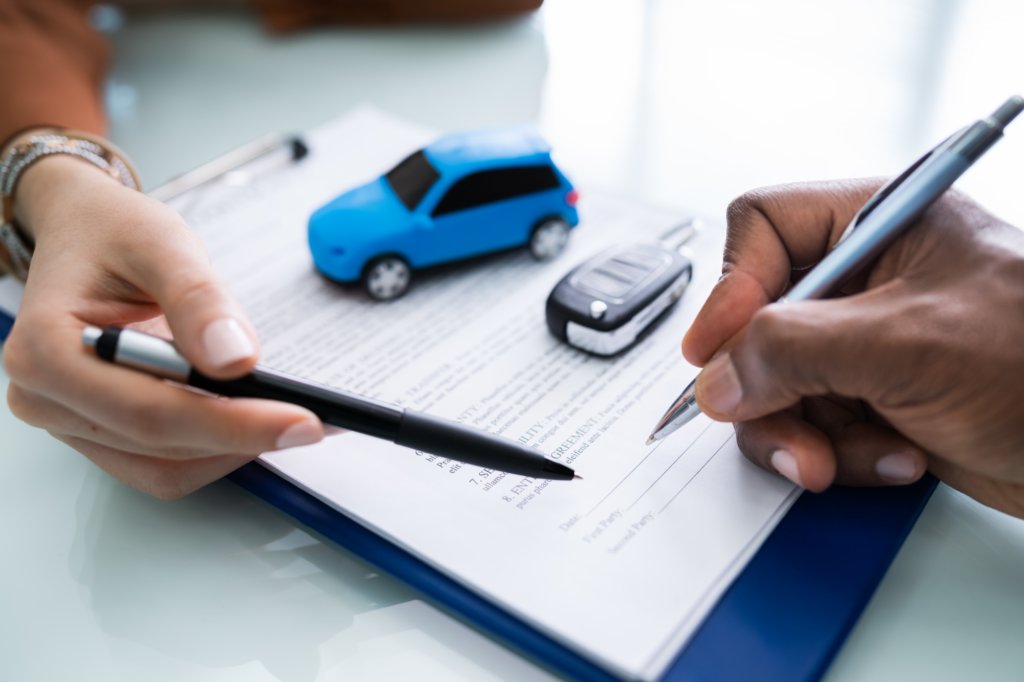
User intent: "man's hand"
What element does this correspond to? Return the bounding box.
[681,180,1024,518]
[3,153,332,499]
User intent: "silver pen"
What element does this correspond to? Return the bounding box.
[646,95,1024,445]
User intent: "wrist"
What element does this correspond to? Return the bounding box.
[14,153,125,241]
[1,131,142,278]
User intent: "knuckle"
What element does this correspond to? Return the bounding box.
[725,187,780,232]
[733,422,763,465]
[7,384,43,426]
[723,187,789,267]
[725,190,763,225]
[747,306,794,359]
[4,324,69,393]
[2,326,39,387]
[744,306,824,394]
[2,333,24,382]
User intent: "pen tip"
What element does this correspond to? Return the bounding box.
[543,460,577,481]
[645,435,657,446]
[574,474,584,480]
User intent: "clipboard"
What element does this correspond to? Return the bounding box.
[0,133,939,682]
[225,460,936,682]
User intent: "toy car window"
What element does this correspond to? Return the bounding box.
[386,150,441,210]
[432,165,560,217]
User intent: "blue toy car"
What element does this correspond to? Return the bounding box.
[308,126,579,300]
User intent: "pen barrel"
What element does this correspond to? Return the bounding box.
[187,366,403,440]
[949,120,1003,162]
[87,326,575,479]
[396,410,573,480]
[95,327,191,383]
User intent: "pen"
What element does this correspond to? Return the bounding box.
[83,326,578,481]
[647,95,1024,445]
[148,134,309,203]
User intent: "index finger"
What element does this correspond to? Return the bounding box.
[682,179,885,366]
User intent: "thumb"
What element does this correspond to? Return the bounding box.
[694,290,899,422]
[125,214,259,378]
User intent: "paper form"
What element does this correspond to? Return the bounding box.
[163,107,800,681]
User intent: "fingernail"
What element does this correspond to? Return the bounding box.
[771,450,804,488]
[276,420,324,450]
[700,352,743,415]
[323,425,347,436]
[202,318,255,368]
[876,452,917,483]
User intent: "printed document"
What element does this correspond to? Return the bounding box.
[164,108,798,681]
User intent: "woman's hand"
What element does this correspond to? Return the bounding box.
[4,152,330,499]
[682,180,1024,518]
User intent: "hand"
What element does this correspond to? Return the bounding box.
[681,180,1024,518]
[3,152,331,499]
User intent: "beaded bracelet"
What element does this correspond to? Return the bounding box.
[0,131,142,281]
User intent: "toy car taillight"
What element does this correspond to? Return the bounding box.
[566,189,579,207]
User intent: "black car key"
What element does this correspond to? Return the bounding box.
[545,221,698,356]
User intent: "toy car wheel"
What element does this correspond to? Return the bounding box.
[364,256,412,301]
[529,218,570,261]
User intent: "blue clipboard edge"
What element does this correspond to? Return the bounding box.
[0,305,938,682]
[0,308,12,343]
[227,461,937,682]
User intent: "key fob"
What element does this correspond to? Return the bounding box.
[546,244,692,356]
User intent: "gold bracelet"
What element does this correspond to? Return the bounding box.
[0,130,142,281]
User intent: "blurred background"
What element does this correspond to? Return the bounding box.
[103,0,1023,226]
[4,1,1024,681]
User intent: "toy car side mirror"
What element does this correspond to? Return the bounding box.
[412,213,433,230]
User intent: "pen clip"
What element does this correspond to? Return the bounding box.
[830,139,944,253]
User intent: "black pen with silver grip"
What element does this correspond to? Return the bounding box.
[646,95,1024,445]
[83,326,577,481]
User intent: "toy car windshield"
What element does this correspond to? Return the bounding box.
[386,150,440,210]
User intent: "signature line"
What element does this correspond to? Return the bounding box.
[658,433,736,515]
[584,437,669,517]
[624,421,716,512]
